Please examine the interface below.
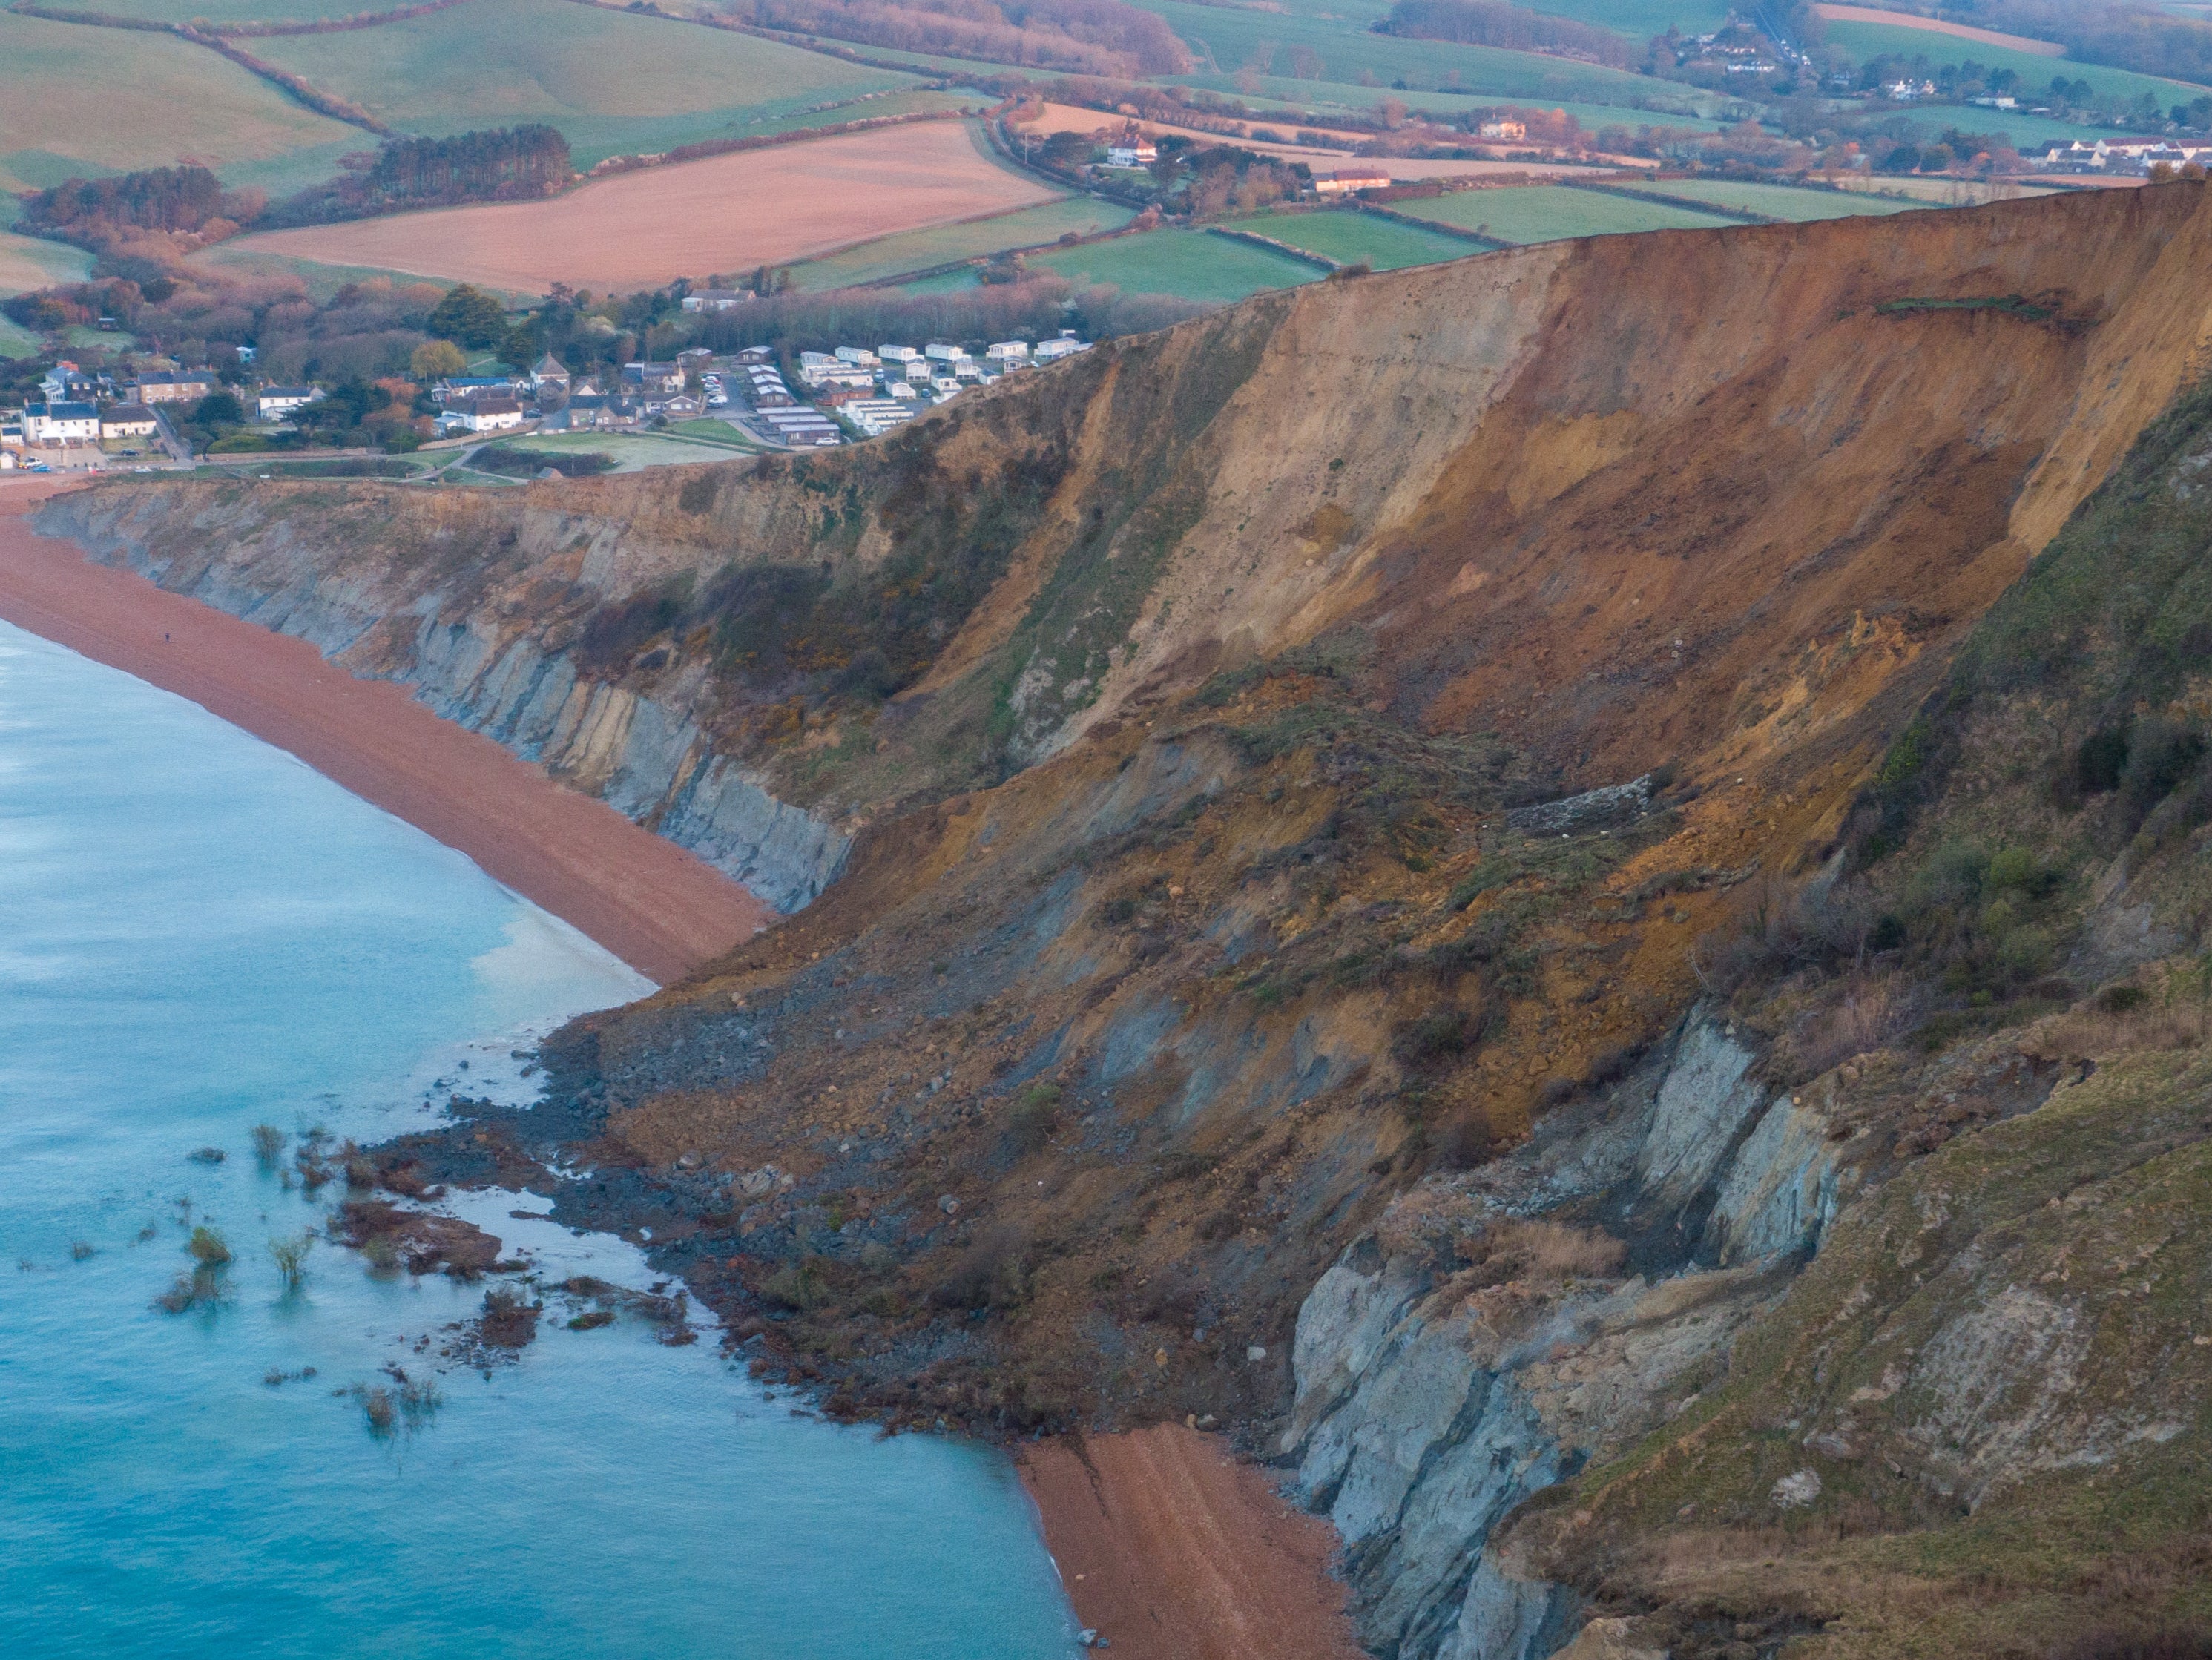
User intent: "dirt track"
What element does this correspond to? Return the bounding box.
[0,481,768,982]
[1020,1424,1360,1660]
[214,120,1060,292]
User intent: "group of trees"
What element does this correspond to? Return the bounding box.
[264,125,573,228]
[28,166,228,237]
[22,165,267,266]
[1375,0,1633,70]
[732,0,1189,77]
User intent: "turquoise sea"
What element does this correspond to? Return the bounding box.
[0,620,1076,1658]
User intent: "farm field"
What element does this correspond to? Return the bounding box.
[1183,72,1725,131]
[194,243,539,303]
[1812,4,2064,56]
[211,122,1061,293]
[249,0,929,166]
[787,199,1139,290]
[1232,208,1477,271]
[0,230,93,297]
[1616,178,1928,220]
[0,10,361,195]
[1820,17,2212,101]
[41,0,378,19]
[1831,174,2061,204]
[1524,0,1734,38]
[1400,184,1739,243]
[1032,227,1323,303]
[1141,0,1723,111]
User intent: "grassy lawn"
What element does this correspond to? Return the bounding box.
[0,229,91,297]
[251,0,926,168]
[1401,185,1741,243]
[1033,227,1323,302]
[1616,178,1929,220]
[494,430,757,470]
[668,418,775,449]
[787,198,1136,290]
[1233,208,1478,271]
[0,10,361,195]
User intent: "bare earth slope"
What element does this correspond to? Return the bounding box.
[38,182,2212,1660]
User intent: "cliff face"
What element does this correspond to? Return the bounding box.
[44,183,2212,1660]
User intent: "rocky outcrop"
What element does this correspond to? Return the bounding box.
[1280,1011,1851,1660]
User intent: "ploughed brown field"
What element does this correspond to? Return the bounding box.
[213,120,1061,292]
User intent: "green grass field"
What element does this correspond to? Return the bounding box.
[251,0,928,165]
[1821,16,2211,102]
[787,198,1137,291]
[41,0,378,19]
[1140,0,1724,113]
[1033,227,1323,301]
[1615,177,1928,220]
[1521,0,1735,39]
[1233,208,1478,271]
[193,243,536,302]
[490,429,757,470]
[0,10,361,194]
[0,230,93,297]
[0,314,45,358]
[1400,184,1739,243]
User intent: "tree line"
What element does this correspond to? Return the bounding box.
[737,0,1191,78]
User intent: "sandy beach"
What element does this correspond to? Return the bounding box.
[1020,1424,1361,1660]
[0,481,769,984]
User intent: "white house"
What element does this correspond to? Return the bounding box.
[1033,337,1086,362]
[438,395,525,435]
[835,346,880,367]
[102,404,159,438]
[257,386,323,420]
[24,401,100,444]
[984,341,1030,364]
[680,289,751,312]
[1314,168,1391,196]
[1477,119,1527,141]
[879,345,921,363]
[1106,143,1157,167]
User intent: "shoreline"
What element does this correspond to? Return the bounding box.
[1018,1425,1362,1660]
[0,476,1363,1659]
[0,480,770,984]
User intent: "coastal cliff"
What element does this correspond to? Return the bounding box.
[39,182,2212,1659]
